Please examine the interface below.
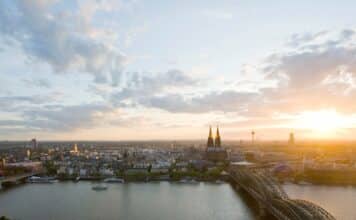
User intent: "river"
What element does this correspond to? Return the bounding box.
[1,182,355,220]
[0,182,256,220]
[284,183,356,220]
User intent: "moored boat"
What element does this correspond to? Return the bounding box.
[27,176,57,184]
[179,178,199,184]
[103,177,125,183]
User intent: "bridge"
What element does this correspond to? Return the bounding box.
[0,172,39,188]
[229,167,336,220]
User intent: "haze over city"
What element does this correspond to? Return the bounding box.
[1,0,356,141]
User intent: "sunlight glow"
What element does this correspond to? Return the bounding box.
[294,110,352,135]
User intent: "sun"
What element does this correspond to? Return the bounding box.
[294,110,349,135]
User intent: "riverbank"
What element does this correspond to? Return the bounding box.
[55,168,230,182]
[1,173,229,191]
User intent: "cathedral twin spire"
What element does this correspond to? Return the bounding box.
[207,126,221,148]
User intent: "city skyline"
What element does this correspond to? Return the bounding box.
[1,0,356,140]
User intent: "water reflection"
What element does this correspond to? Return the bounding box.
[0,182,255,220]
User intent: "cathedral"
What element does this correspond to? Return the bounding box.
[206,126,228,161]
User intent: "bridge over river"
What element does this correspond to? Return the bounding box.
[0,172,40,189]
[229,167,336,220]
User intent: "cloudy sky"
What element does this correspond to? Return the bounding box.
[0,0,356,141]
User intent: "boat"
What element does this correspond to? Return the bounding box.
[92,184,108,191]
[27,176,57,184]
[103,177,125,183]
[188,179,199,184]
[179,178,199,184]
[179,179,188,183]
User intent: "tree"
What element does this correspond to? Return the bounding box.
[44,161,57,176]
[147,164,152,173]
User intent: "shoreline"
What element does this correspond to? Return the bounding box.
[0,176,229,191]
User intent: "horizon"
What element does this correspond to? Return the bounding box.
[1,1,356,140]
[3,136,356,142]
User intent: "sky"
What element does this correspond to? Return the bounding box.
[0,0,356,141]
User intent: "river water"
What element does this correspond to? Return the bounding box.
[0,182,256,220]
[1,182,355,220]
[284,183,356,220]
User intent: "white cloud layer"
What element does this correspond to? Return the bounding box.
[0,0,127,84]
[0,0,355,140]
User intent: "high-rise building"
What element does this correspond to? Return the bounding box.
[31,138,37,149]
[289,132,295,145]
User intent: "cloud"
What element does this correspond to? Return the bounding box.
[0,102,120,135]
[22,78,51,88]
[0,0,127,84]
[220,117,293,129]
[0,96,46,104]
[0,120,25,127]
[0,95,48,112]
[110,116,148,127]
[201,9,233,20]
[22,103,113,131]
[141,91,259,113]
[286,30,328,47]
[0,92,151,133]
[261,29,356,114]
[110,29,356,118]
[110,69,196,105]
[0,98,156,134]
[2,24,356,137]
[340,29,356,41]
[124,24,149,47]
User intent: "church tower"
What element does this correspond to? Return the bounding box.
[207,126,214,148]
[205,125,227,161]
[215,126,221,147]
